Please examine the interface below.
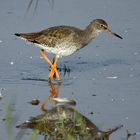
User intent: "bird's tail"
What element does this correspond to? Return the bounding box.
[14,32,40,42]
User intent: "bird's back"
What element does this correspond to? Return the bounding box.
[15,26,83,48]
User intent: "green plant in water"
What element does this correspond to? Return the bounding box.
[26,0,54,15]
[5,103,15,140]
[29,130,39,140]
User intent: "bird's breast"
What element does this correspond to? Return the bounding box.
[35,42,79,57]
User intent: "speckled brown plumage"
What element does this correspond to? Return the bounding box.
[15,26,83,49]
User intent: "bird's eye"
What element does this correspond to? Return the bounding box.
[100,24,104,28]
[100,24,108,30]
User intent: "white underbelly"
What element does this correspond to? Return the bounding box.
[35,43,78,57]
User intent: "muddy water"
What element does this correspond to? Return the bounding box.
[0,0,140,140]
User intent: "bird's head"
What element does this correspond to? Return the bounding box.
[91,19,123,39]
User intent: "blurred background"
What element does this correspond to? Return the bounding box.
[0,0,140,140]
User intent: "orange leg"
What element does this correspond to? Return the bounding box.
[40,49,53,67]
[40,49,61,81]
[49,56,61,81]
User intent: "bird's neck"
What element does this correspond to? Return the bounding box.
[82,23,99,46]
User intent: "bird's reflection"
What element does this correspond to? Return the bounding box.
[16,80,123,140]
[17,103,122,140]
[40,80,61,111]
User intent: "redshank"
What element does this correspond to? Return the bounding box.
[15,19,122,82]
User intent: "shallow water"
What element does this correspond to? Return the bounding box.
[0,0,140,140]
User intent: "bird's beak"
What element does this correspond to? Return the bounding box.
[104,28,123,39]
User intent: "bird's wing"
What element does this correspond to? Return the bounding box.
[34,26,81,48]
[15,26,82,48]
